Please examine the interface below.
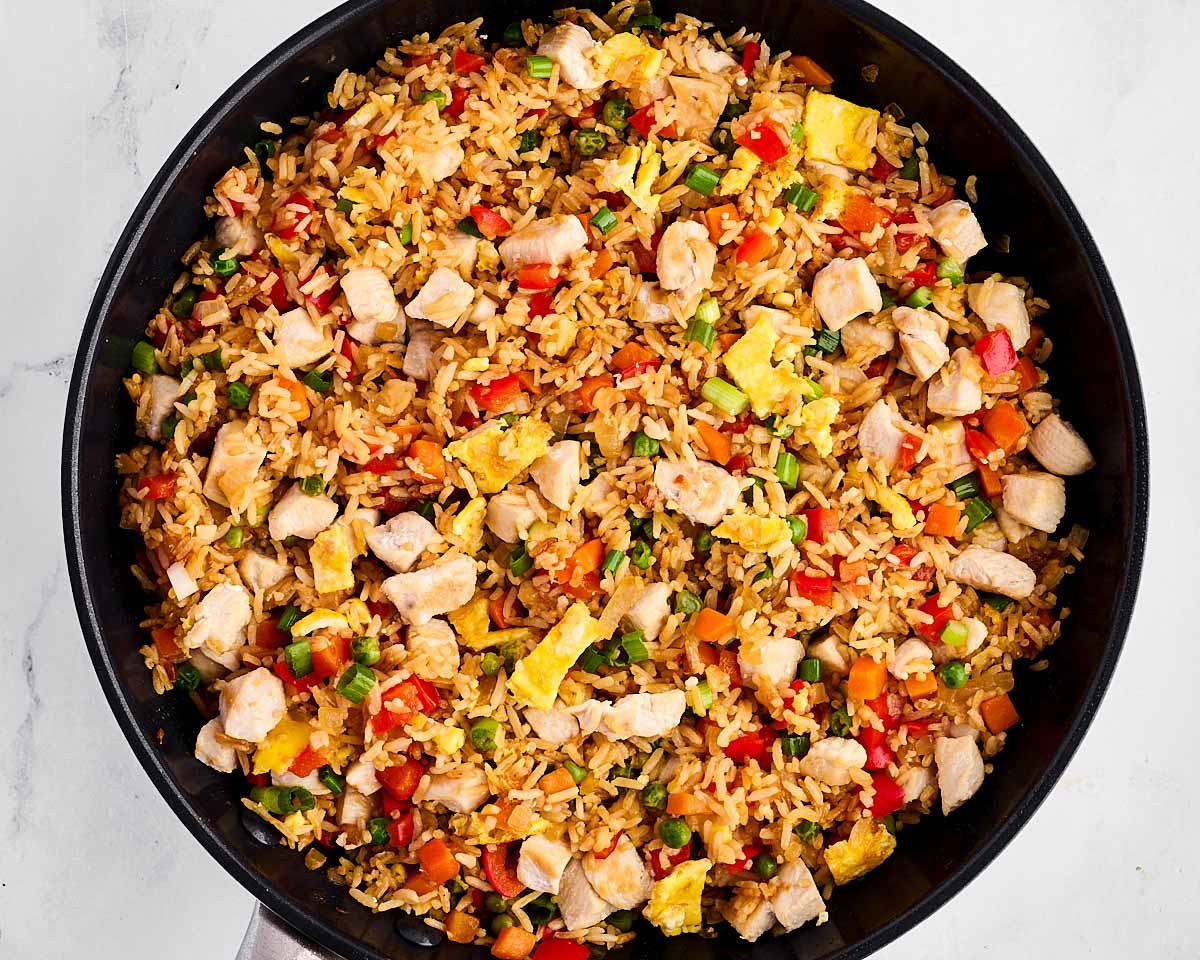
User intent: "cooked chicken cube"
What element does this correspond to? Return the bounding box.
[139,375,180,441]
[558,857,614,931]
[381,554,478,625]
[414,141,466,183]
[219,667,286,743]
[811,258,882,331]
[897,763,934,803]
[203,422,268,508]
[184,582,252,656]
[926,347,984,418]
[946,545,1036,599]
[667,75,727,140]
[406,618,460,681]
[968,280,1030,351]
[366,511,443,572]
[529,440,581,511]
[342,266,402,345]
[214,214,263,256]
[402,319,440,380]
[583,834,653,909]
[632,281,674,324]
[524,703,580,745]
[338,786,374,827]
[807,635,849,675]
[994,505,1032,544]
[894,306,949,381]
[1001,472,1066,533]
[927,200,986,263]
[767,859,824,931]
[887,638,933,680]
[656,219,717,310]
[404,266,475,328]
[275,307,329,368]
[485,488,541,543]
[1027,414,1095,476]
[499,215,589,271]
[837,318,895,364]
[653,459,740,526]
[797,736,867,786]
[518,835,573,894]
[536,23,602,90]
[268,484,339,541]
[721,890,776,942]
[857,399,913,468]
[272,769,331,796]
[820,361,867,397]
[576,690,687,741]
[345,757,381,796]
[624,582,672,641]
[190,646,240,680]
[238,550,289,594]
[416,767,490,813]
[195,718,237,773]
[935,735,985,814]
[739,633,803,692]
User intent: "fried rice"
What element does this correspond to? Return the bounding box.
[117,2,1095,950]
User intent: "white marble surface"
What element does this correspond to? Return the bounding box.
[1,0,1196,955]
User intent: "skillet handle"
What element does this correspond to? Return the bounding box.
[237,903,344,960]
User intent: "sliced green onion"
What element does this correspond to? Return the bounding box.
[695,530,713,555]
[801,376,825,400]
[938,661,968,689]
[721,99,747,121]
[171,288,198,320]
[564,760,588,785]
[620,629,649,663]
[674,590,701,615]
[882,813,898,836]
[299,475,325,496]
[775,451,800,489]
[318,765,344,796]
[694,296,719,325]
[458,217,484,239]
[900,155,920,180]
[799,657,821,682]
[351,636,381,666]
[936,257,964,286]
[367,817,389,844]
[526,55,553,79]
[684,164,719,196]
[418,90,447,108]
[783,182,818,212]
[629,13,662,30]
[302,367,332,393]
[508,542,533,577]
[963,496,994,533]
[199,348,223,372]
[132,341,159,376]
[480,652,503,676]
[684,317,716,351]
[602,98,632,131]
[905,286,934,308]
[812,327,841,354]
[398,221,413,245]
[602,549,625,576]
[576,644,605,673]
[629,540,652,570]
[642,782,668,810]
[277,605,302,632]
[212,252,239,278]
[335,197,354,214]
[590,206,617,234]
[227,381,252,409]
[413,500,436,522]
[336,663,376,704]
[174,662,201,692]
[574,129,607,156]
[948,473,981,500]
[160,414,179,442]
[940,619,968,647]
[710,127,737,157]
[517,129,541,153]
[982,592,1013,612]
[765,414,793,439]
[503,21,523,45]
[752,562,773,584]
[789,122,805,144]
[470,717,499,752]
[283,640,313,677]
[659,817,692,848]
[879,287,897,308]
[632,431,660,458]
[250,785,315,816]
[499,411,522,427]
[701,376,749,416]
[828,705,852,737]
[223,526,244,549]
[794,819,820,842]
[786,515,808,544]
[608,910,635,933]
[254,138,278,161]
[780,733,810,759]
[694,678,714,712]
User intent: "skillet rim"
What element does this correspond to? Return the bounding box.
[61,0,1149,956]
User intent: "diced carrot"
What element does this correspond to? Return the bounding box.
[694,420,732,466]
[416,838,460,884]
[274,375,310,421]
[575,374,612,413]
[904,672,938,699]
[666,793,706,815]
[538,768,577,795]
[694,641,719,669]
[609,342,655,374]
[589,249,614,279]
[734,230,775,267]
[444,910,481,945]
[977,462,1003,498]
[558,538,605,580]
[514,369,541,395]
[574,212,593,241]
[788,54,833,85]
[407,438,445,482]
[692,607,736,644]
[151,627,182,660]
[392,424,423,448]
[1014,356,1040,391]
[837,193,893,235]
[288,746,326,778]
[717,332,741,351]
[488,593,510,629]
[982,401,1028,454]
[404,872,442,895]
[705,203,740,244]
[923,503,962,538]
[491,926,537,960]
[981,693,1020,734]
[847,657,887,700]
[718,648,742,687]
[837,559,869,583]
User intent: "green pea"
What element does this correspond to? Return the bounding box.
[938,661,968,689]
[470,717,499,752]
[752,852,779,881]
[642,782,668,811]
[658,817,691,849]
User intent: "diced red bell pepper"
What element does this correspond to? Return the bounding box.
[254,617,288,650]
[905,262,937,288]
[888,543,918,566]
[867,692,902,731]
[857,726,894,771]
[470,373,524,413]
[725,728,777,765]
[362,452,403,474]
[366,599,394,619]
[965,428,1001,464]
[307,277,339,314]
[865,356,889,379]
[139,473,177,500]
[718,648,742,688]
[562,569,602,601]
[381,793,409,818]
[618,358,661,381]
[591,829,624,860]
[532,940,590,960]
[792,572,833,605]
[273,658,320,692]
[735,121,790,164]
[516,263,559,290]
[896,434,922,471]
[916,592,954,642]
[272,192,316,241]
[339,337,356,378]
[455,410,481,430]
[372,678,439,735]
[895,231,926,254]
[865,771,905,817]
[445,85,471,119]
[527,291,554,319]
[259,268,292,311]
[869,155,898,181]
[728,844,762,873]
[802,507,838,543]
[482,843,525,897]
[974,329,1017,375]
[741,40,760,75]
[903,719,937,740]
[725,454,751,475]
[469,204,512,240]
[633,229,662,274]
[648,840,692,879]
[453,47,486,73]
[387,808,416,848]
[288,746,326,778]
[378,758,425,802]
[628,101,676,139]
[409,676,441,711]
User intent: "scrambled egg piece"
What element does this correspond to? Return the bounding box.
[508,602,606,709]
[824,818,896,885]
[265,233,299,271]
[291,608,349,637]
[713,514,792,552]
[793,395,840,458]
[719,146,760,195]
[432,723,465,755]
[447,496,487,555]
[344,94,394,129]
[644,858,712,935]
[449,810,550,845]
[595,32,663,83]
[723,315,818,418]
[445,418,554,494]
[870,481,918,531]
[812,175,856,222]
[310,527,355,594]
[338,598,371,633]
[252,716,311,775]
[598,142,662,214]
[448,594,490,646]
[804,90,880,172]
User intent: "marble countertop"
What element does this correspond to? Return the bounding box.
[3,0,1195,955]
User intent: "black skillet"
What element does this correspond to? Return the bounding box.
[61,0,1149,956]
